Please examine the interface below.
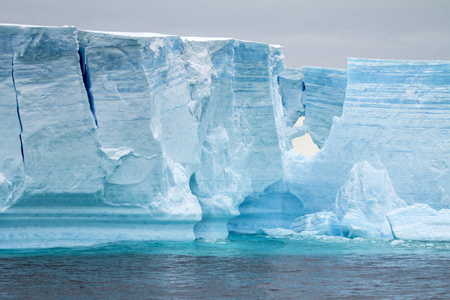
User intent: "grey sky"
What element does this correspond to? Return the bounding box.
[1,0,449,68]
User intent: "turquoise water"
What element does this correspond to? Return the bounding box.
[1,234,449,298]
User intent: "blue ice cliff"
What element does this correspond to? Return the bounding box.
[0,25,449,248]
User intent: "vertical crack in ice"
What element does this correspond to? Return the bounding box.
[78,48,98,127]
[385,215,398,240]
[11,55,24,164]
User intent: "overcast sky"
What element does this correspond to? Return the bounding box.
[1,0,449,68]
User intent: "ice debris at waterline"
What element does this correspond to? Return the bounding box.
[0,24,449,248]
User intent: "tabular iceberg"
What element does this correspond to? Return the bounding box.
[0,24,449,248]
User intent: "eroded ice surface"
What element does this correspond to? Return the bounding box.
[335,161,407,239]
[290,212,341,236]
[289,161,407,239]
[387,204,450,241]
[0,24,449,248]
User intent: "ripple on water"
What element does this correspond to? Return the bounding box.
[0,234,449,298]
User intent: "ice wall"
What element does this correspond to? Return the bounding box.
[189,40,286,238]
[0,26,26,211]
[0,26,104,198]
[13,27,105,194]
[77,31,202,221]
[275,68,305,151]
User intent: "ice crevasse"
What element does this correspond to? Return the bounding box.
[0,24,449,248]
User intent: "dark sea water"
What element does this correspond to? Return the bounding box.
[0,234,449,299]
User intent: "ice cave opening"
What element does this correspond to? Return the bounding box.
[291,116,319,157]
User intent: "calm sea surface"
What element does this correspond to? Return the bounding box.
[0,233,449,299]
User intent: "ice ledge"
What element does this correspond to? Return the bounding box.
[387,204,450,242]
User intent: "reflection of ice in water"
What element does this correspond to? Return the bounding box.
[291,116,319,157]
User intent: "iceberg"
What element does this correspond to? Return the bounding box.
[0,24,449,248]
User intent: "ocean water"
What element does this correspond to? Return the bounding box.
[0,233,449,299]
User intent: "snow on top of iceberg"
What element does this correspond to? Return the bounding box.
[182,36,233,42]
[183,36,283,49]
[0,23,76,29]
[0,24,284,49]
[81,29,172,38]
[347,57,450,65]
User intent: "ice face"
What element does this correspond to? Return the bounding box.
[0,25,449,247]
[192,40,286,238]
[188,39,251,238]
[277,68,305,128]
[77,31,202,222]
[300,67,347,148]
[10,26,105,194]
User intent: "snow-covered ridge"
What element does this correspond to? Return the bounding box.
[0,24,449,248]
